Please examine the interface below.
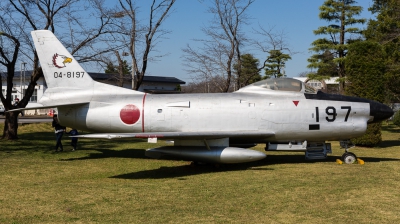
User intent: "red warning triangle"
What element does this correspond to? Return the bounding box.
[293,101,299,106]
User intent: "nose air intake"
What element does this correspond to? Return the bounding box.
[369,101,394,123]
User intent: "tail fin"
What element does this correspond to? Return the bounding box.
[31,30,95,89]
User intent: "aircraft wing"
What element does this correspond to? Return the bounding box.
[75,130,275,140]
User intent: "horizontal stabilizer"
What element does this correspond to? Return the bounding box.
[7,102,89,113]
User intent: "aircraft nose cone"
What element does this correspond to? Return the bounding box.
[369,101,394,123]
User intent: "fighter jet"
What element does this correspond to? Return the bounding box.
[22,30,393,164]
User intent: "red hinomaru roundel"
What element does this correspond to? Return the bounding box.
[120,104,140,125]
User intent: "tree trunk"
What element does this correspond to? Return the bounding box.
[114,51,124,87]
[339,6,346,95]
[2,112,19,140]
[338,63,345,94]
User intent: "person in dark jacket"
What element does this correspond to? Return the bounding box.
[67,128,79,151]
[13,98,24,116]
[52,115,66,152]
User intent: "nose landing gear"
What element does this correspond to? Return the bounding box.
[342,152,357,164]
[339,140,363,164]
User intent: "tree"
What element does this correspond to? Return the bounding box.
[0,29,23,140]
[315,50,338,77]
[308,0,365,94]
[182,75,230,93]
[365,0,400,103]
[183,0,254,92]
[297,71,313,77]
[345,41,386,146]
[306,50,339,84]
[0,0,115,139]
[104,57,132,87]
[233,54,261,88]
[114,0,176,90]
[264,50,291,79]
[346,41,386,102]
[393,110,400,127]
[250,26,295,80]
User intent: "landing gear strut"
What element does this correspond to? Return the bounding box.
[340,140,357,164]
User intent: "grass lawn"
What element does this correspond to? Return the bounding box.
[0,122,400,223]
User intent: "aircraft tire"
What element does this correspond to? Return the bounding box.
[342,152,357,164]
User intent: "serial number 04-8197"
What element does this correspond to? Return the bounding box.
[54,72,85,78]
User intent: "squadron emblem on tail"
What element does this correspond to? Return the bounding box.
[52,53,72,68]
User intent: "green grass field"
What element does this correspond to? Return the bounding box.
[1,122,399,223]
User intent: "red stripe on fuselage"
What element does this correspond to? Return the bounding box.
[142,93,147,132]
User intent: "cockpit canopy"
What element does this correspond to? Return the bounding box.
[238,78,317,94]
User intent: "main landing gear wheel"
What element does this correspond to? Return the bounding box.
[342,152,357,164]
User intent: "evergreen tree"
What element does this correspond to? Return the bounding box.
[105,60,131,75]
[105,60,132,87]
[365,0,400,103]
[307,50,338,82]
[105,62,117,74]
[316,50,338,78]
[308,0,365,93]
[264,50,291,79]
[393,111,400,127]
[233,54,261,88]
[346,41,386,146]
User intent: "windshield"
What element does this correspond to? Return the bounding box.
[240,78,317,94]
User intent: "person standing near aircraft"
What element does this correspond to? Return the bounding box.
[13,98,19,106]
[52,115,65,152]
[13,98,24,116]
[67,128,79,151]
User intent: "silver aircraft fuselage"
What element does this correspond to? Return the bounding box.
[58,88,373,143]
[26,30,394,164]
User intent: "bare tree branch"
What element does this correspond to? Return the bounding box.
[114,0,176,90]
[183,0,254,92]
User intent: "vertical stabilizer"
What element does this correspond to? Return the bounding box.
[31,30,95,89]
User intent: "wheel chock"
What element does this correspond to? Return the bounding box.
[336,159,343,164]
[357,158,365,165]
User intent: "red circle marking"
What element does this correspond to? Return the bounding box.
[120,104,140,125]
